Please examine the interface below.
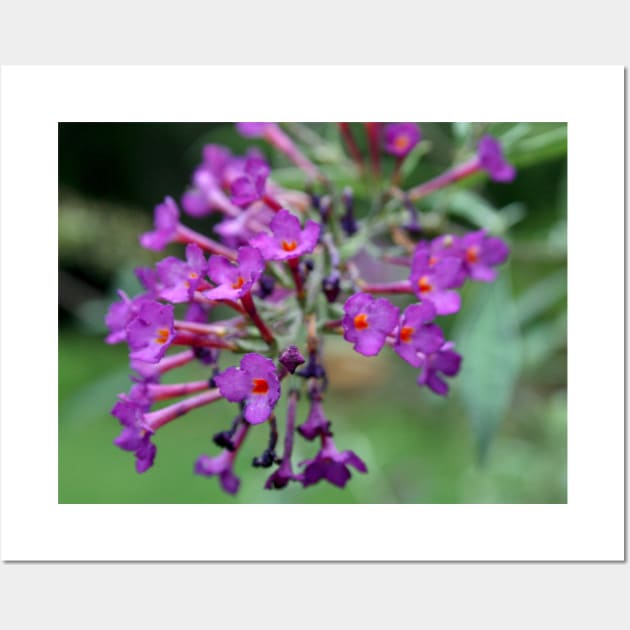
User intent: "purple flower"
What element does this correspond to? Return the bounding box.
[393,302,445,368]
[300,436,367,489]
[104,291,151,344]
[194,450,241,494]
[155,244,206,303]
[477,135,516,182]
[214,353,281,425]
[265,391,302,489]
[409,245,462,315]
[342,293,399,357]
[195,421,250,494]
[250,209,320,261]
[457,230,510,282]
[139,196,180,251]
[417,341,462,396]
[112,399,157,473]
[383,123,421,157]
[126,301,175,364]
[230,157,270,207]
[205,246,265,301]
[297,392,332,441]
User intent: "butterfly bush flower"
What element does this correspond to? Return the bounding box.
[417,341,463,396]
[106,121,516,496]
[456,230,510,282]
[300,435,368,489]
[195,421,249,494]
[383,123,421,157]
[477,135,516,182]
[215,353,281,424]
[250,209,320,261]
[230,157,271,207]
[409,245,463,315]
[205,246,264,301]
[342,293,400,357]
[126,301,175,363]
[155,244,206,303]
[393,302,445,368]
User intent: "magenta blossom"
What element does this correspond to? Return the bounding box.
[205,246,265,301]
[139,196,180,250]
[477,135,516,182]
[342,293,400,357]
[417,341,462,396]
[393,302,445,368]
[250,209,320,261]
[300,435,367,489]
[195,422,249,494]
[126,301,175,363]
[383,123,421,157]
[215,353,281,424]
[155,243,206,303]
[409,245,462,315]
[230,157,270,207]
[456,230,510,282]
[104,291,152,344]
[112,399,157,473]
[297,391,332,441]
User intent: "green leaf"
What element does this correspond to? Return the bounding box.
[454,273,522,462]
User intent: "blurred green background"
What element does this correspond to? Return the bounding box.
[58,122,567,503]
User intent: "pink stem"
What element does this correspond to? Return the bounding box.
[287,257,305,299]
[174,320,230,336]
[338,123,365,170]
[153,350,196,374]
[148,380,211,401]
[365,123,382,176]
[145,388,223,431]
[192,292,247,315]
[264,124,321,181]
[262,193,284,212]
[406,158,481,201]
[240,291,276,345]
[172,331,237,351]
[175,224,237,261]
[360,280,414,295]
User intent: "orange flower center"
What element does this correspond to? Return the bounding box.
[400,326,414,343]
[418,276,433,294]
[232,276,245,289]
[281,240,298,252]
[394,135,410,151]
[189,272,199,279]
[466,246,479,264]
[251,378,269,395]
[353,313,369,330]
[428,256,438,266]
[155,328,170,345]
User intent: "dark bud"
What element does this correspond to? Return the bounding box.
[279,345,306,374]
[322,273,341,303]
[257,274,275,299]
[303,258,315,272]
[213,431,236,451]
[309,192,321,211]
[252,449,278,468]
[194,347,219,366]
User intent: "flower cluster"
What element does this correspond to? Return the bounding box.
[106,122,514,495]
